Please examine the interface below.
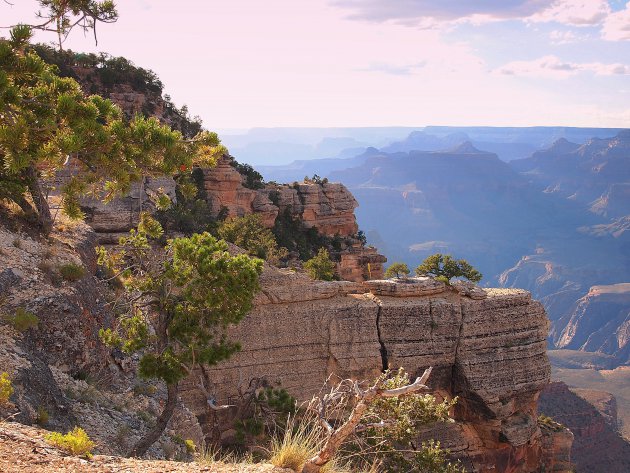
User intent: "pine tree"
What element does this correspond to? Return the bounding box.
[98,215,263,457]
[0,25,224,233]
[29,0,119,50]
[384,262,410,279]
[415,253,482,284]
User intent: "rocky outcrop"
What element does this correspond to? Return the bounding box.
[538,422,574,473]
[180,276,558,472]
[201,159,278,227]
[338,245,386,281]
[69,155,385,282]
[202,156,360,237]
[539,382,630,473]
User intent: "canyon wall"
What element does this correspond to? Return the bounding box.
[180,272,563,472]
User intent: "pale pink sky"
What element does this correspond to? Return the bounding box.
[2,0,629,129]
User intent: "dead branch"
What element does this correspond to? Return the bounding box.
[301,367,432,473]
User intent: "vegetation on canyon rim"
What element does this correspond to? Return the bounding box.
[0,21,224,234]
[415,254,482,284]
[384,255,482,285]
[0,3,463,471]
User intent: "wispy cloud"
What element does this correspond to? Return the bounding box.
[496,55,630,78]
[549,30,591,45]
[529,0,610,26]
[330,1,552,24]
[602,2,630,40]
[358,61,427,75]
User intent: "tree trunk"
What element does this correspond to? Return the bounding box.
[25,165,53,234]
[129,382,179,458]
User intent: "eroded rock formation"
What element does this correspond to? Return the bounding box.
[202,156,360,238]
[69,155,386,281]
[181,275,561,472]
[539,382,630,473]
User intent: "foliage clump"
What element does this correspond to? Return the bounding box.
[415,253,482,284]
[155,169,218,235]
[272,209,330,261]
[538,414,565,432]
[230,159,265,190]
[384,262,410,279]
[271,368,462,473]
[0,372,13,405]
[218,214,288,265]
[235,383,296,448]
[304,248,336,281]
[45,427,95,457]
[59,263,85,282]
[2,307,39,332]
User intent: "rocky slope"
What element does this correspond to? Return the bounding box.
[553,284,630,363]
[539,382,630,472]
[0,423,289,473]
[0,212,569,471]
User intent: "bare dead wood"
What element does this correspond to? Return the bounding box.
[301,367,432,473]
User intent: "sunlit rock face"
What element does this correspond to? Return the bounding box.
[181,275,559,472]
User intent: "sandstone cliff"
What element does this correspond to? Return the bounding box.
[0,216,565,471]
[181,273,559,472]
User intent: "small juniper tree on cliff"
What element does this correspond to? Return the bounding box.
[304,248,336,281]
[415,253,482,284]
[98,215,263,457]
[384,262,410,279]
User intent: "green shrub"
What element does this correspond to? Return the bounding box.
[304,248,336,281]
[184,439,196,454]
[230,159,265,190]
[218,214,288,264]
[384,262,410,279]
[36,406,49,425]
[538,414,564,432]
[3,307,39,332]
[415,253,482,284]
[45,427,95,457]
[0,372,13,405]
[59,263,85,282]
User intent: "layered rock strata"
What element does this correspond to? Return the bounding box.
[181,276,559,472]
[202,157,360,237]
[66,156,385,281]
[539,382,630,472]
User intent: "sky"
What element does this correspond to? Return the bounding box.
[1,0,630,130]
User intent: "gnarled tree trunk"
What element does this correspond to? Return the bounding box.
[25,165,53,234]
[129,381,178,458]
